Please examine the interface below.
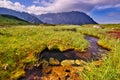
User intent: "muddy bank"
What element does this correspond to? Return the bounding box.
[107,30,120,39]
[38,35,109,63]
[19,66,82,80]
[19,35,109,80]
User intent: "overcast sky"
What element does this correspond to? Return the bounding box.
[0,0,120,24]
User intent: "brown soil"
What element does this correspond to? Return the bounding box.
[42,66,82,80]
[19,66,82,80]
[107,30,120,39]
[19,35,109,80]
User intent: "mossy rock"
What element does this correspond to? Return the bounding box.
[61,60,75,66]
[11,69,25,79]
[49,58,60,65]
[75,60,87,66]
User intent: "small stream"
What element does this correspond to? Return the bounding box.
[38,35,109,62]
[19,35,109,80]
[84,35,109,60]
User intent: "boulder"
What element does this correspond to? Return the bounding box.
[75,60,87,66]
[49,58,60,65]
[61,60,75,66]
[93,25,102,28]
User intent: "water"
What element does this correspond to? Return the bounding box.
[38,35,109,62]
[19,35,109,80]
[84,35,109,60]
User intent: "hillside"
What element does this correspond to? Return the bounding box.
[0,8,43,24]
[0,14,29,25]
[38,11,97,25]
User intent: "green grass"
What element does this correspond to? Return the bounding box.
[0,24,120,80]
[0,14,29,26]
[77,24,120,80]
[0,25,88,79]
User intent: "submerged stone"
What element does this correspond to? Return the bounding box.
[92,60,103,67]
[49,57,60,65]
[19,35,109,80]
[75,60,87,66]
[40,59,49,68]
[61,60,75,66]
[43,66,82,80]
[73,66,84,72]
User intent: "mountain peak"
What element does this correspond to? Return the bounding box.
[38,11,97,25]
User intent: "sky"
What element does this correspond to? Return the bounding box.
[0,0,120,24]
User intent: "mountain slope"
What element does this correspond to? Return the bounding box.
[38,11,97,25]
[0,14,29,25]
[0,8,43,24]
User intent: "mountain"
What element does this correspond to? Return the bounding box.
[0,14,29,25]
[0,7,43,24]
[38,11,97,25]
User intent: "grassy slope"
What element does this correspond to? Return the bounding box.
[0,24,120,80]
[0,14,29,25]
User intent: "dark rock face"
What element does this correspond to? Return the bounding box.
[38,11,97,25]
[0,8,97,25]
[0,8,43,24]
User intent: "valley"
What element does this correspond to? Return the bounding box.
[0,24,120,80]
[0,0,120,79]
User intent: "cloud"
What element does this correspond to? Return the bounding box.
[26,0,120,14]
[27,0,95,14]
[0,0,120,15]
[33,0,54,7]
[0,0,26,12]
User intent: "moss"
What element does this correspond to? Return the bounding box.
[49,58,60,65]
[11,69,25,79]
[0,24,120,79]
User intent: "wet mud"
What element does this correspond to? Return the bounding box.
[19,35,109,80]
[107,29,120,39]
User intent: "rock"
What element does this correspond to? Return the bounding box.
[51,66,82,80]
[92,60,103,67]
[84,66,91,71]
[75,60,87,66]
[11,69,25,79]
[40,59,49,68]
[80,60,87,65]
[49,58,60,65]
[112,28,115,30]
[75,60,82,66]
[73,66,84,72]
[61,60,75,66]
[38,11,97,25]
[2,64,8,70]
[93,25,102,28]
[42,67,52,75]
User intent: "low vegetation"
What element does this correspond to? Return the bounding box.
[0,24,120,80]
[0,14,29,26]
[77,24,120,80]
